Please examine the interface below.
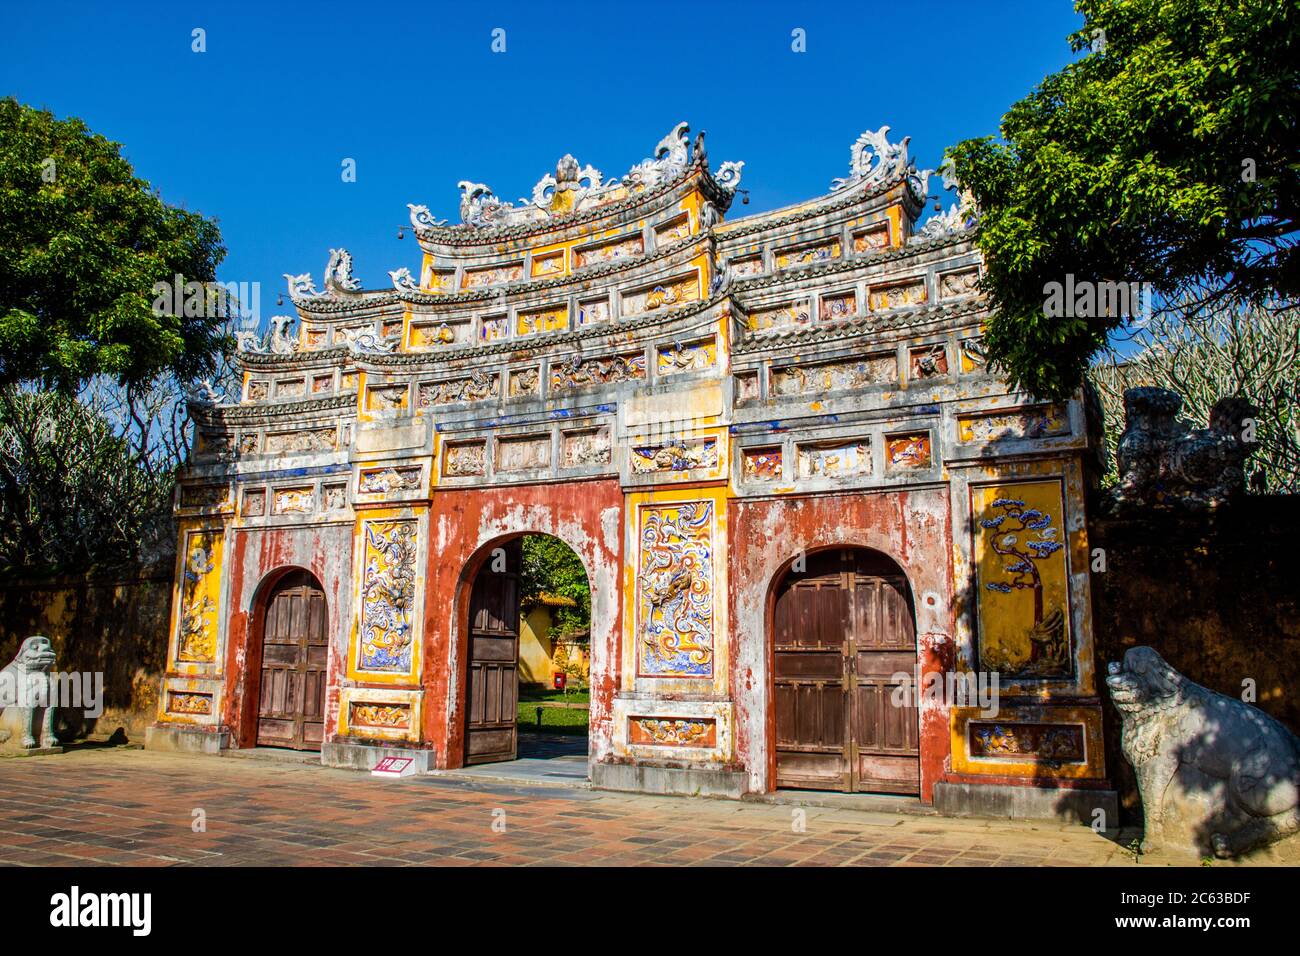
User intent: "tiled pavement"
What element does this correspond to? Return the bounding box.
[0,747,1254,867]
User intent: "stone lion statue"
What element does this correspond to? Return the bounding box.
[1106,646,1300,857]
[1108,387,1258,511]
[0,635,59,750]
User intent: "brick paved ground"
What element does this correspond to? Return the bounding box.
[0,748,1282,867]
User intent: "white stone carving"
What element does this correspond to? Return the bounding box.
[284,272,326,300]
[341,326,398,355]
[324,248,362,293]
[830,125,913,193]
[389,267,420,292]
[1108,647,1300,858]
[407,203,446,229]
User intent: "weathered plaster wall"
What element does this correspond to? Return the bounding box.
[0,571,170,741]
[1090,496,1300,819]
[422,478,623,768]
[221,521,356,747]
[728,487,955,798]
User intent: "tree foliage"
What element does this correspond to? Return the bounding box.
[520,535,591,637]
[0,97,227,390]
[1089,302,1300,492]
[0,387,176,576]
[947,0,1300,399]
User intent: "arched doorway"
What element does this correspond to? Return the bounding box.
[254,569,328,751]
[772,548,919,794]
[462,535,592,767]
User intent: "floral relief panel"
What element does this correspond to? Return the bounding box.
[972,481,1073,680]
[357,519,419,675]
[176,529,223,664]
[637,501,715,678]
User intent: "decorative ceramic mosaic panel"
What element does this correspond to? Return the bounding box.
[517,305,569,336]
[770,354,897,396]
[359,466,422,495]
[742,447,782,482]
[909,344,949,380]
[868,278,927,311]
[496,435,551,472]
[939,267,980,298]
[749,300,811,330]
[631,437,718,475]
[622,275,698,315]
[959,405,1070,443]
[272,487,314,515]
[562,429,611,467]
[444,441,486,477]
[531,251,565,277]
[550,352,646,393]
[852,223,890,252]
[775,238,841,268]
[167,692,213,716]
[968,721,1085,762]
[637,500,715,678]
[629,716,717,747]
[577,298,610,326]
[656,338,716,375]
[574,233,643,268]
[350,702,412,730]
[357,519,418,674]
[796,440,872,479]
[885,433,932,471]
[462,262,523,288]
[176,529,222,664]
[972,481,1072,679]
[819,292,857,321]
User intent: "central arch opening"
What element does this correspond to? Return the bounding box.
[463,534,591,768]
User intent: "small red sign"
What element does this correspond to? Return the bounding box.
[553,673,567,690]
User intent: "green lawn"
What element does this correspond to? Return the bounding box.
[517,699,589,734]
[518,686,590,705]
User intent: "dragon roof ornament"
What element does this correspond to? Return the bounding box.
[909,158,980,244]
[435,122,743,230]
[285,248,364,301]
[830,125,923,197]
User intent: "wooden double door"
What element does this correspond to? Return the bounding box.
[773,549,920,794]
[255,570,328,750]
[464,540,522,765]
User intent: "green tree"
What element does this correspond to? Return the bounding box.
[0,389,175,575]
[0,97,227,390]
[519,535,591,637]
[947,0,1299,400]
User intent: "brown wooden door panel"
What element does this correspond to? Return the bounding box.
[465,541,522,765]
[255,571,328,751]
[774,550,920,795]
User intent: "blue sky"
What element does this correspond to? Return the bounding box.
[4,1,1083,319]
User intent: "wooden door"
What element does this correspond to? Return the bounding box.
[464,541,522,765]
[256,570,328,750]
[773,550,919,794]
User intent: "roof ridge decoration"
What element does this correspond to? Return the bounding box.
[411,122,743,231]
[285,247,367,304]
[830,125,930,205]
[909,158,981,244]
[235,314,299,355]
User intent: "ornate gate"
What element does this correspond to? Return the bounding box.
[255,570,328,750]
[772,549,919,793]
[464,540,522,764]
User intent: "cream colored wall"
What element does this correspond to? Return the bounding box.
[518,606,554,685]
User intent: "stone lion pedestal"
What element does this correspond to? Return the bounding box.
[1106,646,1300,858]
[0,636,64,756]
